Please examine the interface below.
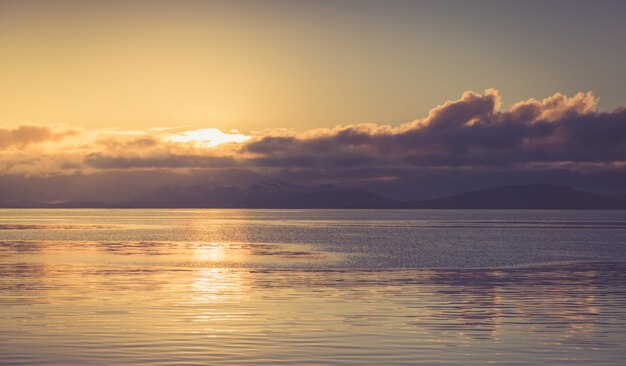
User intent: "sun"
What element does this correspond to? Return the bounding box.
[169,128,249,147]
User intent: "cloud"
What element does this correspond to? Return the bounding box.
[84,152,236,169]
[1,89,625,202]
[242,90,626,168]
[8,89,622,175]
[0,125,75,150]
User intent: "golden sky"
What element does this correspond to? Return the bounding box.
[2,0,625,132]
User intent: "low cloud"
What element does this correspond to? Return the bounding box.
[84,152,236,169]
[1,89,625,201]
[0,125,75,150]
[242,90,625,169]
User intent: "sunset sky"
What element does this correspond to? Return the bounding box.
[1,0,626,203]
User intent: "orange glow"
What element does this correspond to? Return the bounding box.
[169,128,249,148]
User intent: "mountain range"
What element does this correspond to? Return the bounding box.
[2,180,625,209]
[375,184,626,209]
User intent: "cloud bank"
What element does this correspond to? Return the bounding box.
[1,89,625,202]
[244,89,624,169]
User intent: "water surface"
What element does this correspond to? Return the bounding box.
[1,209,625,365]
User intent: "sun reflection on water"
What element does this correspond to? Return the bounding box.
[191,268,248,302]
[193,243,232,263]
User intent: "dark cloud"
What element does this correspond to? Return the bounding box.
[243,90,626,168]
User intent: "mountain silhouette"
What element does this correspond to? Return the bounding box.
[2,181,625,209]
[382,184,626,209]
[123,180,394,208]
[114,182,626,209]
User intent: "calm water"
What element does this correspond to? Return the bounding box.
[1,209,626,365]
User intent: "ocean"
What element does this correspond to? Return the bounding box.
[1,209,625,365]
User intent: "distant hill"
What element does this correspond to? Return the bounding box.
[122,179,395,208]
[2,182,625,209]
[385,184,626,209]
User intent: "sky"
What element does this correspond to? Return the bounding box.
[1,0,626,203]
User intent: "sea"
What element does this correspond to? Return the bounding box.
[1,209,625,365]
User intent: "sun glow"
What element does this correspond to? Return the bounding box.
[193,243,228,262]
[170,128,249,147]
